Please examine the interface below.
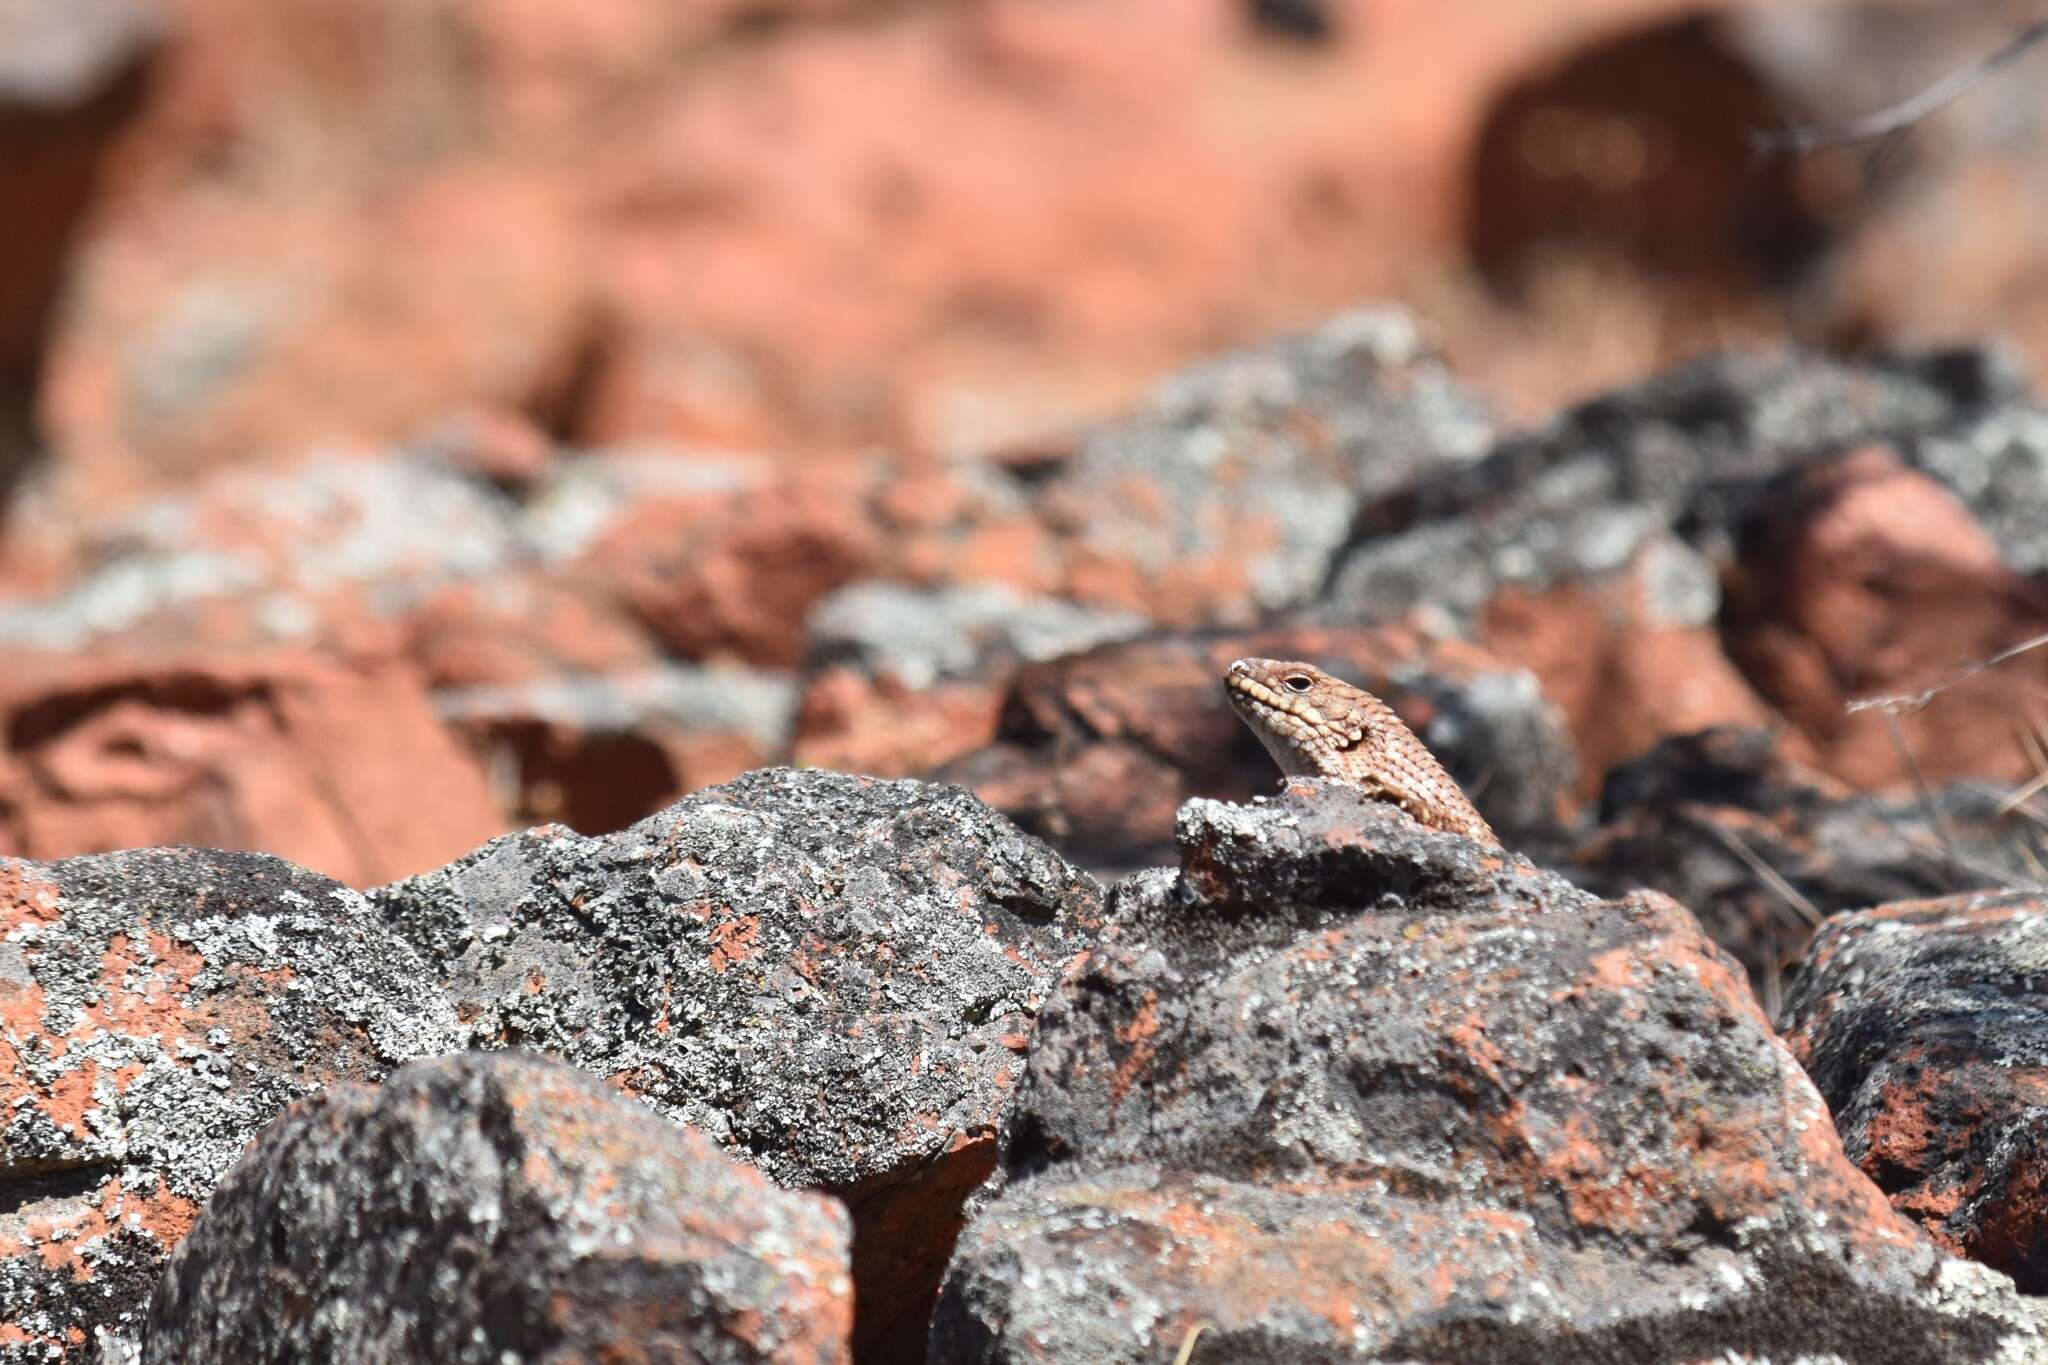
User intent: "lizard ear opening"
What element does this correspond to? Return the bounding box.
[1283,674,1313,692]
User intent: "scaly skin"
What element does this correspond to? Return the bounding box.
[1223,656,1500,847]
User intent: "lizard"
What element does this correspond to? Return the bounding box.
[1223,656,1501,847]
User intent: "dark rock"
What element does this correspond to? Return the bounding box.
[1323,344,2043,797]
[0,849,458,1359]
[369,767,1102,1363]
[0,0,161,501]
[1782,893,2048,1294]
[932,783,2046,1363]
[938,621,1574,874]
[1573,727,2036,1002]
[141,1051,853,1364]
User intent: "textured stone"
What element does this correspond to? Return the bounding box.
[142,1051,852,1364]
[1325,346,2036,793]
[1783,894,2048,1294]
[932,783,2047,1363]
[370,767,1101,1361]
[1029,307,1493,623]
[1573,727,2035,1002]
[0,848,459,1358]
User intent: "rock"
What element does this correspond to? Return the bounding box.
[1721,445,2048,792]
[791,582,1146,778]
[0,651,505,887]
[1029,307,1493,623]
[0,0,160,499]
[0,848,459,1358]
[141,1051,853,1364]
[1326,345,2037,793]
[581,471,884,668]
[434,662,796,835]
[931,783,2048,1363]
[937,622,1574,873]
[369,767,1102,1361]
[1573,727,2035,1002]
[1782,893,2048,1293]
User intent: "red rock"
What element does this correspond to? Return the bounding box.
[1783,893,2048,1292]
[0,0,159,498]
[0,651,504,886]
[585,477,882,667]
[1722,445,2048,792]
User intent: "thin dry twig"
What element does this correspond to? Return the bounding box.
[1692,816,1825,929]
[1755,20,2048,155]
[1847,630,2048,715]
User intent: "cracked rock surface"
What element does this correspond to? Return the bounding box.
[932,782,2048,1364]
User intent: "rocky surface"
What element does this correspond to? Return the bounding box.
[931,783,2048,1363]
[370,767,1102,1361]
[0,847,458,1358]
[1782,893,2048,1295]
[1327,345,2048,792]
[940,621,1576,873]
[142,1051,853,1364]
[1573,727,2039,1000]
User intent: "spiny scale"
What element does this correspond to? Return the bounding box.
[1223,656,1501,847]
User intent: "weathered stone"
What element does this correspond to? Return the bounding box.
[1782,894,2048,1294]
[932,783,2047,1363]
[142,1051,853,1364]
[0,848,459,1359]
[1721,445,2048,792]
[0,651,505,887]
[369,767,1101,1361]
[1325,346,2037,793]
[1030,307,1494,623]
[938,622,1574,873]
[1573,727,2034,1001]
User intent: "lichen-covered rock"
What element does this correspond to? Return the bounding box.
[1573,727,2033,1000]
[1028,306,1494,623]
[931,783,2047,1363]
[1324,345,2039,790]
[0,849,459,1359]
[141,1051,853,1364]
[369,767,1101,1361]
[939,621,1574,873]
[1781,893,2048,1293]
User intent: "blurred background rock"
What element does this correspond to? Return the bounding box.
[4,0,2048,954]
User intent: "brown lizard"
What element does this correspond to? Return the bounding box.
[1223,657,1501,847]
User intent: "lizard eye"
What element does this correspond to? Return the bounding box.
[1283,675,1313,693]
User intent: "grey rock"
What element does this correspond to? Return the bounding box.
[1327,345,2028,626]
[932,783,2048,1363]
[141,1052,853,1364]
[370,767,1101,1361]
[0,848,459,1359]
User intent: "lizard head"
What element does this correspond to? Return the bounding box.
[1223,657,1373,780]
